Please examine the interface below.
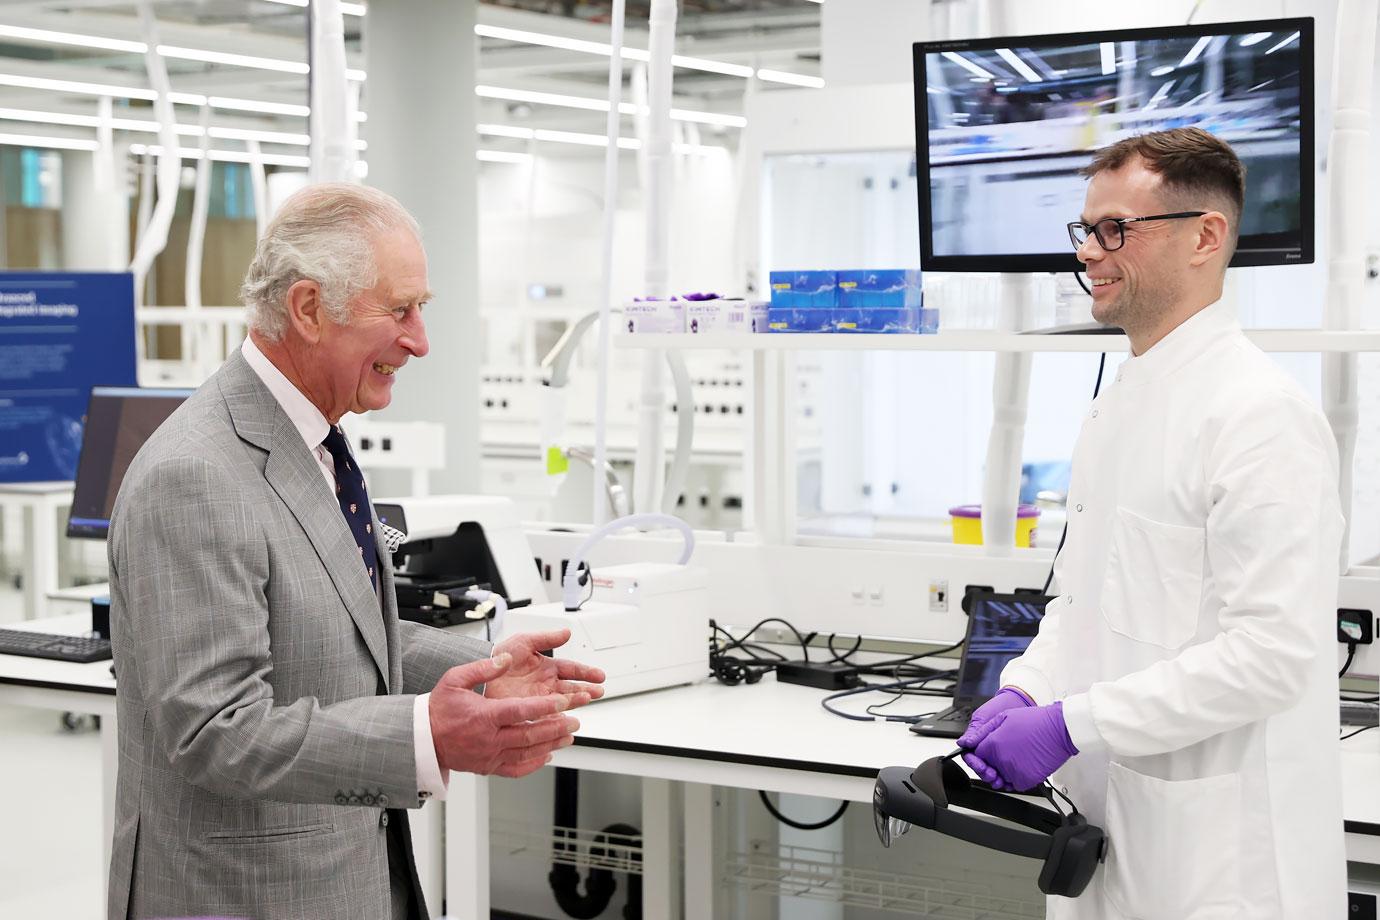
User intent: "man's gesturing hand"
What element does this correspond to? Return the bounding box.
[429,653,579,778]
[484,627,606,710]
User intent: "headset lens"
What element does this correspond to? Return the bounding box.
[873,804,911,847]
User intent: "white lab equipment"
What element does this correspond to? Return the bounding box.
[500,513,708,699]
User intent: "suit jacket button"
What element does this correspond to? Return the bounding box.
[380,812,390,828]
[378,794,390,807]
[335,795,348,805]
[348,795,362,805]
[363,794,376,806]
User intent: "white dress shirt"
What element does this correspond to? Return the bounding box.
[241,337,448,801]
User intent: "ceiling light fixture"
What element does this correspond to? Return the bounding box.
[0,131,100,151]
[475,84,745,127]
[756,69,824,88]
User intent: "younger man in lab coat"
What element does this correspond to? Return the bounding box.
[959,127,1346,920]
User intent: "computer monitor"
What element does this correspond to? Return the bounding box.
[953,592,1049,707]
[913,18,1314,272]
[66,387,193,539]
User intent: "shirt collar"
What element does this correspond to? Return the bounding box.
[241,337,331,451]
[1116,298,1238,387]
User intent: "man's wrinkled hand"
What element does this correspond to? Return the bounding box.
[483,628,606,711]
[429,653,579,778]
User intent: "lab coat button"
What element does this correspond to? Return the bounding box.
[1067,596,1074,605]
[1076,504,1083,512]
[1091,409,1098,418]
[380,812,390,828]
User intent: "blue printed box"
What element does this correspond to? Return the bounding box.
[834,269,934,333]
[767,307,834,333]
[769,271,837,308]
[836,269,922,308]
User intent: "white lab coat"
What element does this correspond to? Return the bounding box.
[1001,300,1347,920]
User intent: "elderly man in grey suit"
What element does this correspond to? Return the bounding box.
[106,182,605,920]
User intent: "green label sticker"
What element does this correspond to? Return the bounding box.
[546,446,570,476]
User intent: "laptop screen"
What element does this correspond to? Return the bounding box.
[953,592,1051,706]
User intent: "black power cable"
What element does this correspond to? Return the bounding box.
[757,791,850,831]
[1042,350,1108,595]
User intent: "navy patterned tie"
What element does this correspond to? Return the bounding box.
[321,425,379,591]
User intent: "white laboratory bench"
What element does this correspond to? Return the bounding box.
[4,613,1377,919]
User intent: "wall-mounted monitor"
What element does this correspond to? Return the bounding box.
[913,18,1314,272]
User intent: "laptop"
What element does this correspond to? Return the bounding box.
[909,591,1051,739]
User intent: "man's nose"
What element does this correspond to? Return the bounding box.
[405,313,429,358]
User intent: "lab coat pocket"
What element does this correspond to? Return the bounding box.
[1101,507,1204,649]
[1104,762,1241,920]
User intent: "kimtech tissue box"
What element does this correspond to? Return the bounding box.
[686,299,769,334]
[623,298,685,334]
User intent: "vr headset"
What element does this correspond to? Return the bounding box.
[872,751,1106,898]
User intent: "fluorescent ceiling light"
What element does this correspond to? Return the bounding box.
[0,24,144,53]
[0,131,100,151]
[477,150,533,164]
[207,96,310,117]
[0,72,157,101]
[0,72,365,122]
[1239,32,1272,47]
[672,55,753,78]
[1150,65,1174,77]
[0,25,362,79]
[1265,31,1300,54]
[477,123,535,139]
[480,124,725,155]
[756,69,824,88]
[129,142,311,168]
[941,51,994,81]
[475,23,814,84]
[1178,36,1212,68]
[475,84,746,127]
[995,48,1042,83]
[1100,42,1116,75]
[0,106,365,149]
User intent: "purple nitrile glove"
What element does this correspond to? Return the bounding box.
[968,701,1078,792]
[958,687,1033,781]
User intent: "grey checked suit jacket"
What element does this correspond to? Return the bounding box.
[106,349,492,920]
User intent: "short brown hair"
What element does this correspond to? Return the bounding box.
[1082,127,1246,239]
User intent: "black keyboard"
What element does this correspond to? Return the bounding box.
[0,628,112,663]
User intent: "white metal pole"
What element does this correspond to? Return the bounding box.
[1321,0,1377,569]
[592,0,627,527]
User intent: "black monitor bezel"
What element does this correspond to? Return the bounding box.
[66,385,194,540]
[913,17,1315,273]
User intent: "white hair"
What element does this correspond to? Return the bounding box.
[240,182,421,342]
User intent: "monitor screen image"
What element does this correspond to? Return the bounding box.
[956,593,1049,705]
[67,387,193,539]
[913,18,1314,272]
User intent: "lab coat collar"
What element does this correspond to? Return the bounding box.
[1116,298,1238,387]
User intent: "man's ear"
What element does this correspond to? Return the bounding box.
[285,279,325,344]
[1188,211,1231,268]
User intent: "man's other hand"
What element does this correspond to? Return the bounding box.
[428,653,579,778]
[484,628,606,710]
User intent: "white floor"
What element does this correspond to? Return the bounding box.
[0,579,106,919]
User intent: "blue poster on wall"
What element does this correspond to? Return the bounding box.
[0,272,137,483]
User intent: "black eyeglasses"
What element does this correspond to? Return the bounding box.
[1067,211,1206,252]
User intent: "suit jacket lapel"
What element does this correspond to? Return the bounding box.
[221,350,391,689]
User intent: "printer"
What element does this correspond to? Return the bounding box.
[374,495,546,631]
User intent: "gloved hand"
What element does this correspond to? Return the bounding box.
[965,701,1078,792]
[958,687,1033,780]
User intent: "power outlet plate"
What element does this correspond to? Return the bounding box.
[929,580,949,613]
